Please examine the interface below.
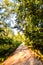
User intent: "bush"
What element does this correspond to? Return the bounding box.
[25,28,43,61]
[0,27,21,62]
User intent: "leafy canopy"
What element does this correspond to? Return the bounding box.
[0,0,43,60]
[16,0,43,56]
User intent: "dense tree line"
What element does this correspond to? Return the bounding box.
[0,0,43,61]
[16,0,43,60]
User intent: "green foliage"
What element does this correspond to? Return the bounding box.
[0,0,43,61]
[0,37,21,62]
[16,0,43,60]
[0,23,21,62]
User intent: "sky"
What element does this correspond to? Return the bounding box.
[0,0,17,3]
[0,0,23,35]
[0,0,17,35]
[0,0,2,2]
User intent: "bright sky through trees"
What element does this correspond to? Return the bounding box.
[0,0,21,35]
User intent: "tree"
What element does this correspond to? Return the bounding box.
[0,0,21,61]
[0,0,43,61]
[0,21,21,62]
[16,0,43,58]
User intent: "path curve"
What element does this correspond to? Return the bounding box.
[3,43,43,65]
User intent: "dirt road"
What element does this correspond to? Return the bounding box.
[3,44,43,65]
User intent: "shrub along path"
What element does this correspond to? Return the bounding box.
[2,43,43,65]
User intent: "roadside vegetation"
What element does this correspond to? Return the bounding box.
[0,0,43,62]
[0,23,21,62]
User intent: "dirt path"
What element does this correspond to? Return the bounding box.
[2,43,43,65]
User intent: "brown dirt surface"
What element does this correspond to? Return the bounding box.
[2,43,43,65]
